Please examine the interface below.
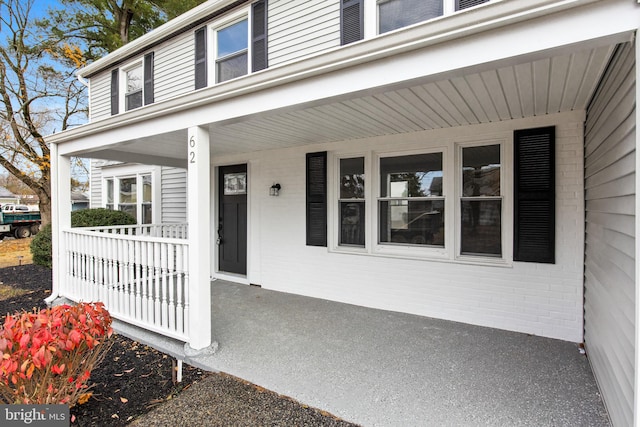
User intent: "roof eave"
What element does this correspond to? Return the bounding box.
[77,0,243,78]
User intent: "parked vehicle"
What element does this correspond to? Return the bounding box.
[0,206,41,239]
[2,204,31,213]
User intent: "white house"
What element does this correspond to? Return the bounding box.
[45,0,639,425]
[0,186,20,207]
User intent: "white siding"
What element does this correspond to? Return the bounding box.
[584,42,635,427]
[216,112,585,343]
[89,71,111,122]
[87,0,341,115]
[89,159,105,207]
[88,32,194,123]
[154,32,195,103]
[92,0,340,116]
[268,0,340,67]
[160,166,187,223]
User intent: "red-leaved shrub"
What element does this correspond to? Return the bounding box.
[0,302,113,406]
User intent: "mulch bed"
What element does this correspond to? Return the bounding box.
[0,265,357,426]
[0,264,203,425]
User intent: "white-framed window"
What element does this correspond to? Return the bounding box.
[215,17,249,83]
[331,138,509,263]
[360,0,491,38]
[195,1,267,89]
[378,152,445,246]
[123,62,143,111]
[378,0,443,34]
[458,143,502,257]
[105,178,114,210]
[103,167,159,224]
[338,157,366,247]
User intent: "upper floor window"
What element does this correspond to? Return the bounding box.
[216,19,249,83]
[342,0,491,44]
[194,0,267,90]
[110,52,154,115]
[124,64,143,110]
[378,0,442,34]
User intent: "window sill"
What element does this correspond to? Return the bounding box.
[373,244,448,260]
[454,254,511,268]
[329,244,513,268]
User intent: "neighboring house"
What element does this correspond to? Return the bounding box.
[0,186,20,207]
[45,1,639,425]
[71,192,90,211]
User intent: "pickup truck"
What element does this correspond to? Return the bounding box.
[2,204,31,213]
[0,209,41,239]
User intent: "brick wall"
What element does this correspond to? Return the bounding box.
[217,111,585,342]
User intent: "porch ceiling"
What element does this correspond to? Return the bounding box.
[85,43,616,165]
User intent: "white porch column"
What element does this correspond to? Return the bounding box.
[47,143,71,304]
[187,126,212,350]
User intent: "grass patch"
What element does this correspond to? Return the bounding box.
[0,284,29,301]
[0,238,34,268]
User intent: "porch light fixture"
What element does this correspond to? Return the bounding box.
[270,183,281,196]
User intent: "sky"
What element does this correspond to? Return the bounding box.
[31,0,59,17]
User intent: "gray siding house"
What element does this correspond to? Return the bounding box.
[46,1,639,424]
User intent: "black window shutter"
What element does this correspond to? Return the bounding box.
[143,52,154,105]
[306,151,327,247]
[341,0,363,45]
[514,126,555,263]
[456,0,489,11]
[251,0,268,72]
[110,69,119,115]
[194,26,207,89]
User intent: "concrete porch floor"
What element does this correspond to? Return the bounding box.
[115,280,610,426]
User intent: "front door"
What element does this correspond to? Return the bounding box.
[218,164,248,275]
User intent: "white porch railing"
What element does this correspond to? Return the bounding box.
[84,223,188,239]
[61,225,190,342]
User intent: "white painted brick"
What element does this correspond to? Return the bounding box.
[220,114,587,343]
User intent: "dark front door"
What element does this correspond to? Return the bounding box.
[218,164,247,275]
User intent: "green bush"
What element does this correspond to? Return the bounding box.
[30,224,52,269]
[30,209,137,268]
[70,208,137,228]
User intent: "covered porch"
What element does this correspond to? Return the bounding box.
[116,279,610,426]
[47,0,638,351]
[45,1,639,424]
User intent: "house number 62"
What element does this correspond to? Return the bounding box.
[189,136,196,163]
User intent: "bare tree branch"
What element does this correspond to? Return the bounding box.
[0,0,87,225]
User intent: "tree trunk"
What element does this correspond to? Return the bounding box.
[36,189,52,227]
[119,7,135,45]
